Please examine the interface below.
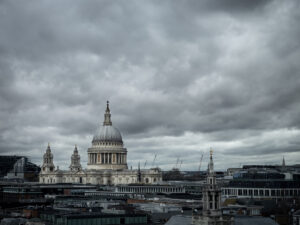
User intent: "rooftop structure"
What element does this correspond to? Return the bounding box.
[222,160,300,200]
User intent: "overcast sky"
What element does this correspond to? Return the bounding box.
[0,0,300,171]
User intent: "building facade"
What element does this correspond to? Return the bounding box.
[222,162,300,200]
[39,102,162,185]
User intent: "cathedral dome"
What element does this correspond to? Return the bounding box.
[93,125,123,143]
[92,101,123,144]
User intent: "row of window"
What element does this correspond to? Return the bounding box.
[118,186,183,193]
[222,188,300,197]
[41,176,159,184]
[92,141,122,146]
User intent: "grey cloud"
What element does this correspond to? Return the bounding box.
[0,0,299,170]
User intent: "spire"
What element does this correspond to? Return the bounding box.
[137,161,141,183]
[103,101,112,126]
[282,156,286,167]
[202,148,222,216]
[74,144,78,153]
[208,148,214,174]
[46,143,51,152]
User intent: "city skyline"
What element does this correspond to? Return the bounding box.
[0,0,300,170]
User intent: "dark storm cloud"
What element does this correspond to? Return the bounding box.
[0,0,300,170]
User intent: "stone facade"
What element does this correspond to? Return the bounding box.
[39,102,162,185]
[192,150,234,225]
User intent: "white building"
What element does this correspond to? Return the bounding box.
[39,102,162,185]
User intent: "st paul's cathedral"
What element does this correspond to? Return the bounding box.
[39,102,162,185]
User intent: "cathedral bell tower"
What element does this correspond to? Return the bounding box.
[41,143,55,173]
[70,145,82,171]
[192,150,234,225]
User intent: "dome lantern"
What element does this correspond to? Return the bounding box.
[103,101,112,126]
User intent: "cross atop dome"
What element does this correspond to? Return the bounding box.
[103,100,112,126]
[106,101,110,111]
[46,143,51,152]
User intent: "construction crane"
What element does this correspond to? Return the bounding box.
[198,153,204,171]
[152,154,157,167]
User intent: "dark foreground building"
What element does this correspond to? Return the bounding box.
[0,156,40,182]
[40,211,148,225]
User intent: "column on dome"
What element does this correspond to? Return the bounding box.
[113,153,116,164]
[97,154,101,163]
